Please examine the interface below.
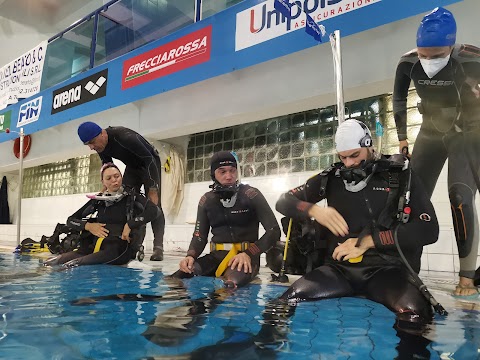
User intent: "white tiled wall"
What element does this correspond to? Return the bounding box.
[1,161,479,276]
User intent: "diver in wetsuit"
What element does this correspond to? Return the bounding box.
[156,120,441,360]
[70,152,279,348]
[44,163,158,268]
[251,119,437,359]
[276,119,438,320]
[393,7,480,296]
[173,151,280,288]
[78,121,165,261]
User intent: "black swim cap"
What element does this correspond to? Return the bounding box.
[210,151,237,180]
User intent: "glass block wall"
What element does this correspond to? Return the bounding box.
[382,90,422,155]
[23,154,103,198]
[19,90,421,197]
[186,91,421,183]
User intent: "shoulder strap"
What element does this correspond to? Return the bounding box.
[124,186,136,221]
[318,162,342,197]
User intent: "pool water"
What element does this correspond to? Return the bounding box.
[1,253,479,359]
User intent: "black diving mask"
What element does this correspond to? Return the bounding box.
[210,182,240,207]
[339,161,377,193]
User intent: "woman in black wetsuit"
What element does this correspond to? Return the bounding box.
[44,163,158,268]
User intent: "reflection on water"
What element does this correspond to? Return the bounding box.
[1,253,480,359]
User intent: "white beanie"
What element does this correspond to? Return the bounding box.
[335,120,372,152]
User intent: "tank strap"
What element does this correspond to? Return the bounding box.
[318,162,342,197]
[377,156,412,229]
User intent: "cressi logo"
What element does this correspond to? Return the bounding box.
[418,80,454,86]
[236,0,380,51]
[17,96,42,127]
[51,69,108,114]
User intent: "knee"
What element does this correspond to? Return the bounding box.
[396,306,432,324]
[449,183,474,207]
[394,308,432,336]
[394,292,433,328]
[279,282,308,302]
[44,255,63,266]
[171,269,194,279]
[224,271,252,288]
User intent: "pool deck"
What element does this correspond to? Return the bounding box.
[2,245,479,311]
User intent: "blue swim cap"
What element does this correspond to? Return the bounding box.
[78,121,102,144]
[417,7,456,47]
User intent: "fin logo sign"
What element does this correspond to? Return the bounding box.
[122,26,212,90]
[17,96,42,127]
[235,0,380,51]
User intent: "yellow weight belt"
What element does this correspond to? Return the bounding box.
[212,242,252,277]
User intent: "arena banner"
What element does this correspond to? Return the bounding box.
[0,41,47,111]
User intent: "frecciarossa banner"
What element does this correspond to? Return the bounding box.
[0,0,462,143]
[122,26,211,90]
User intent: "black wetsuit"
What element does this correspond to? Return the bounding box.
[98,126,165,250]
[173,184,280,287]
[50,192,158,266]
[393,44,480,279]
[275,158,439,324]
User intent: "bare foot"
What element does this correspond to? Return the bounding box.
[454,277,479,297]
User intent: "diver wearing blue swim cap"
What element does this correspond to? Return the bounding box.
[415,7,457,79]
[393,7,480,297]
[416,7,456,48]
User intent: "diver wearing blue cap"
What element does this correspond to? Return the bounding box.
[77,122,166,261]
[393,7,480,297]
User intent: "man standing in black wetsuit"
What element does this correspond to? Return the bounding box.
[393,7,480,296]
[78,121,165,261]
[173,151,280,288]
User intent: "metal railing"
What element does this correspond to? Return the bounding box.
[37,0,242,92]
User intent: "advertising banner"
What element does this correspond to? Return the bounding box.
[0,0,464,144]
[122,26,212,90]
[17,96,43,128]
[51,69,108,114]
[236,0,380,51]
[0,41,48,111]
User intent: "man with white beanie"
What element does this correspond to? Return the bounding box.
[272,119,440,358]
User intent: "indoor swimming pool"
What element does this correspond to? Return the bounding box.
[1,252,479,359]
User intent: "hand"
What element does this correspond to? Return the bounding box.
[121,223,131,242]
[179,256,195,274]
[148,189,159,205]
[465,77,480,98]
[85,222,109,238]
[332,236,374,261]
[308,205,348,237]
[228,252,252,273]
[399,140,409,157]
